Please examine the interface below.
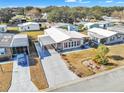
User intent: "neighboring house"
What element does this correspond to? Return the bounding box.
[67,25,78,32]
[0,48,5,55]
[0,25,7,32]
[0,33,29,57]
[54,23,78,31]
[18,22,40,31]
[38,27,88,51]
[107,25,124,35]
[10,15,27,24]
[97,21,113,29]
[102,16,122,22]
[88,28,124,45]
[84,22,99,29]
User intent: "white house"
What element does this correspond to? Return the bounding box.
[97,21,113,29]
[38,27,88,51]
[0,48,5,55]
[53,23,78,31]
[18,22,40,31]
[84,22,99,29]
[0,25,7,32]
[107,25,124,34]
[88,28,124,44]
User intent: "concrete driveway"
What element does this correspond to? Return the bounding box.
[9,56,38,92]
[36,44,78,87]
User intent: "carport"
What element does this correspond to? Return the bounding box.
[38,35,56,58]
[0,33,29,56]
[38,35,56,46]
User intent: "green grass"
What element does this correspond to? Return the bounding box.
[0,23,7,25]
[7,27,19,33]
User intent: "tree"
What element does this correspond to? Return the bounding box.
[92,44,109,65]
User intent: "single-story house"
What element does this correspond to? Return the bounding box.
[102,16,122,22]
[53,23,78,31]
[107,25,124,35]
[38,27,88,51]
[88,28,124,44]
[97,21,113,29]
[0,33,29,56]
[84,22,99,29]
[18,22,41,31]
[0,48,5,55]
[0,25,7,32]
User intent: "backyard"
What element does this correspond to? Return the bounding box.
[0,63,13,92]
[62,44,124,77]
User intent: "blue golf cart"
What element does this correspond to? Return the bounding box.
[17,53,28,66]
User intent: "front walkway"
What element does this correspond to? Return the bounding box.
[35,44,79,87]
[9,56,38,92]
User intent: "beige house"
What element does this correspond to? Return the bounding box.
[38,27,88,51]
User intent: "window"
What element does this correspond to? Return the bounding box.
[1,28,4,32]
[28,26,30,29]
[71,42,73,47]
[110,37,115,41]
[116,34,121,39]
[77,41,80,46]
[74,41,76,46]
[64,42,68,48]
[69,42,71,47]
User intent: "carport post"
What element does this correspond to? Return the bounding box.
[42,44,44,59]
[27,46,30,55]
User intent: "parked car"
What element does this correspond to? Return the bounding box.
[17,54,27,66]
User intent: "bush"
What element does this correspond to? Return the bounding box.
[92,44,109,65]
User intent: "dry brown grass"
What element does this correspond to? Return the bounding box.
[0,63,13,92]
[62,44,124,77]
[108,44,124,65]
[30,58,48,90]
[21,31,44,40]
[62,49,95,77]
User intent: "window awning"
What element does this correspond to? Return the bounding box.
[39,35,56,46]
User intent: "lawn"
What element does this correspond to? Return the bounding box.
[62,44,124,77]
[107,44,124,65]
[29,38,48,90]
[21,31,44,41]
[62,49,95,77]
[30,58,48,90]
[0,63,13,92]
[7,27,19,34]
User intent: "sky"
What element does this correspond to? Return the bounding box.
[0,0,124,8]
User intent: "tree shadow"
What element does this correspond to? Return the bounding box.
[28,57,38,66]
[108,55,124,61]
[106,63,118,66]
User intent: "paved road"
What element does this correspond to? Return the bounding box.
[35,44,78,87]
[9,56,38,92]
